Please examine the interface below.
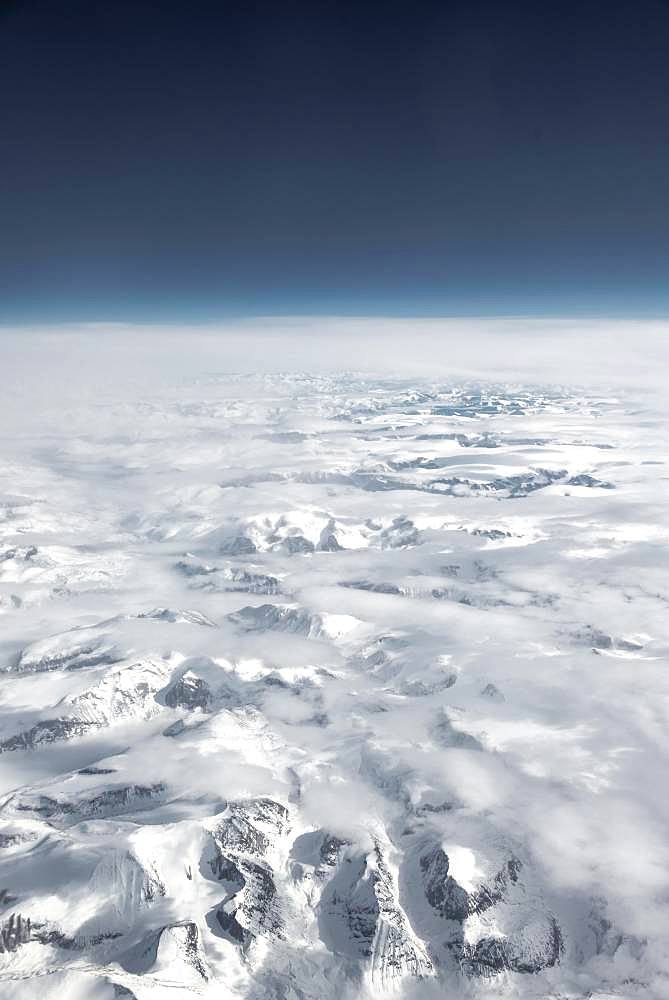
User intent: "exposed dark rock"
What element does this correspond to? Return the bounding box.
[259,431,310,443]
[32,924,122,950]
[572,626,643,653]
[31,927,81,950]
[0,718,106,753]
[481,683,505,702]
[0,830,38,849]
[414,801,456,817]
[420,846,470,921]
[164,671,212,711]
[572,626,614,649]
[220,535,257,555]
[318,520,342,551]
[340,580,402,595]
[464,915,563,976]
[429,468,567,499]
[1,656,170,752]
[421,844,562,978]
[319,841,432,985]
[294,465,566,499]
[163,719,186,737]
[432,711,482,750]
[8,631,123,675]
[567,474,615,489]
[141,861,166,902]
[469,857,522,915]
[380,516,420,548]
[175,555,217,577]
[136,607,216,626]
[471,528,512,540]
[319,834,350,867]
[213,798,289,856]
[120,921,208,979]
[205,798,289,952]
[281,534,315,554]
[398,676,456,697]
[111,983,139,999]
[16,782,167,823]
[213,857,282,948]
[229,604,323,637]
[215,902,248,944]
[220,568,281,594]
[174,922,209,979]
[0,545,38,562]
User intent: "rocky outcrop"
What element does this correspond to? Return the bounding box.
[571,626,644,653]
[6,627,124,674]
[464,914,563,976]
[0,829,38,849]
[420,844,563,977]
[228,604,324,637]
[163,669,213,711]
[205,798,289,953]
[219,567,282,594]
[90,848,165,913]
[220,534,258,556]
[566,474,614,489]
[212,798,289,855]
[212,856,282,948]
[319,840,433,988]
[379,516,420,549]
[14,782,168,825]
[276,534,315,554]
[420,846,470,923]
[427,468,567,498]
[154,922,209,980]
[0,718,103,752]
[340,580,402,595]
[318,834,350,869]
[317,519,343,551]
[135,607,217,626]
[0,658,172,752]
[0,912,31,952]
[121,921,209,981]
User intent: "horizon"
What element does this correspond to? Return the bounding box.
[1,315,667,394]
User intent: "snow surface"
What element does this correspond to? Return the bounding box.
[0,351,668,999]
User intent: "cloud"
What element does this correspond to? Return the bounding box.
[0,321,667,996]
[0,316,667,406]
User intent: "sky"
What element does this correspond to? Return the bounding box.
[1,0,669,322]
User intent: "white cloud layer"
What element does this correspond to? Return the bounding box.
[0,320,667,998]
[1,314,668,396]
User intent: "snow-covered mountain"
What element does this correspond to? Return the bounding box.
[0,372,667,1000]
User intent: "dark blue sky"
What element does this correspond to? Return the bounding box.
[1,0,669,321]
